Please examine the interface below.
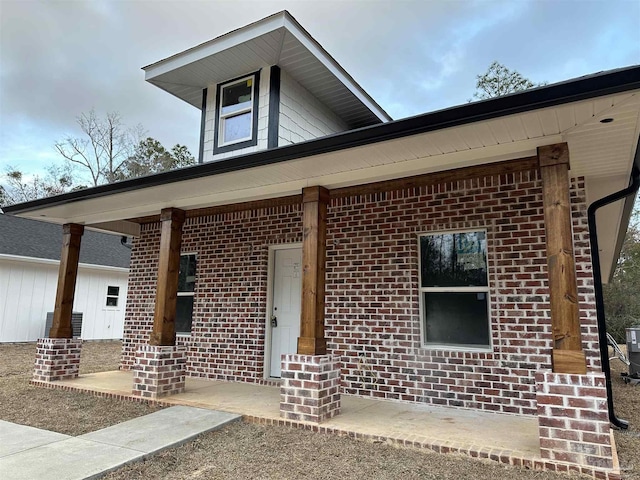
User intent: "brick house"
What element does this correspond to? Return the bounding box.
[5,11,640,477]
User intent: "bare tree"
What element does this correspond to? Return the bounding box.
[473,61,545,100]
[55,110,144,186]
[0,164,79,207]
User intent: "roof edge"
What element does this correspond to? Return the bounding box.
[609,137,640,282]
[142,10,391,123]
[5,65,640,216]
[142,11,287,72]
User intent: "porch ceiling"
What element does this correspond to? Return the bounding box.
[143,11,390,128]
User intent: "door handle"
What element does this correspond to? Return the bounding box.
[270,315,278,328]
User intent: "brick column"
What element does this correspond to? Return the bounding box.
[33,338,82,382]
[132,344,186,399]
[536,371,614,471]
[280,354,341,423]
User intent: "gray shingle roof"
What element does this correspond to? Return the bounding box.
[0,214,130,268]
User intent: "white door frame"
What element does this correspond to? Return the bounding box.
[264,242,303,379]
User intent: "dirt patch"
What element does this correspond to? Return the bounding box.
[103,421,578,480]
[2,341,636,478]
[0,341,162,436]
[610,345,640,479]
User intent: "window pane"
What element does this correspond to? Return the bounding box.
[223,112,252,143]
[106,296,118,307]
[107,286,119,296]
[421,231,487,287]
[424,292,490,347]
[175,296,194,333]
[221,79,252,115]
[178,255,196,292]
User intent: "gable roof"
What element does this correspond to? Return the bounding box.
[0,214,130,269]
[143,10,391,128]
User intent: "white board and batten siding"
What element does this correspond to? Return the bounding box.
[0,254,128,342]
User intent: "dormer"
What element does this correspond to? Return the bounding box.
[143,11,391,163]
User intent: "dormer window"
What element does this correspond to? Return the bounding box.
[214,72,260,153]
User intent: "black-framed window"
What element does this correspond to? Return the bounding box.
[176,254,197,334]
[105,285,120,307]
[419,230,491,348]
[213,71,260,154]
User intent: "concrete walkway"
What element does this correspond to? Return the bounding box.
[0,406,240,480]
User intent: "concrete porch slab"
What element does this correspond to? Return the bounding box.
[53,370,540,460]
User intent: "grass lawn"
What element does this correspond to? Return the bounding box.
[1,341,637,479]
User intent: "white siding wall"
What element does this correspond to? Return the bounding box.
[278,69,348,146]
[0,257,128,342]
[202,67,271,163]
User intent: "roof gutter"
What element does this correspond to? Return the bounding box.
[587,155,640,429]
[4,66,640,216]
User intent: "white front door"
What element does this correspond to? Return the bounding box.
[269,247,302,377]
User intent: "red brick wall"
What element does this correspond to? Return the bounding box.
[121,223,161,368]
[121,206,303,379]
[325,172,599,415]
[121,169,600,415]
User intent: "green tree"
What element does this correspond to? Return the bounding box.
[119,138,196,179]
[604,202,640,342]
[473,61,544,100]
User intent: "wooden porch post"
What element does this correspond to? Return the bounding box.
[538,143,586,374]
[49,223,84,338]
[149,208,185,346]
[298,186,329,355]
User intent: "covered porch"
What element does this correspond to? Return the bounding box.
[41,369,553,470]
[7,68,640,480]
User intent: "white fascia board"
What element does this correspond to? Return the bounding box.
[282,14,391,123]
[143,14,286,80]
[0,254,129,273]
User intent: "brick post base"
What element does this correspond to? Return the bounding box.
[132,345,186,399]
[536,371,614,471]
[33,338,82,382]
[280,354,341,423]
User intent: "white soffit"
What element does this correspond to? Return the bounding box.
[21,90,640,229]
[143,11,390,128]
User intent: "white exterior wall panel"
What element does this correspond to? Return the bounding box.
[278,70,348,146]
[0,256,128,342]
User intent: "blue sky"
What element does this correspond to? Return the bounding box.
[1,0,639,184]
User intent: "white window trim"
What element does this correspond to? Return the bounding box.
[417,229,492,351]
[217,74,256,148]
